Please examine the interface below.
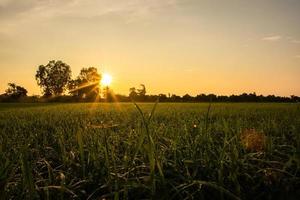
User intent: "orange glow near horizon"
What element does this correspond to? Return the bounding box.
[0,0,299,96]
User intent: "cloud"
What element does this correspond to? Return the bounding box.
[291,40,300,44]
[0,0,75,17]
[262,35,282,42]
[296,55,300,58]
[0,0,180,36]
[0,0,178,21]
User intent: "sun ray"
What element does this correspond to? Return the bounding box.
[69,81,100,93]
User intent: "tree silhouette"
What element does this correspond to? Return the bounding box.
[137,84,146,96]
[170,94,181,102]
[128,84,148,101]
[69,67,101,100]
[35,60,71,97]
[5,83,27,98]
[182,94,193,102]
[158,94,168,102]
[137,84,146,101]
[129,87,137,100]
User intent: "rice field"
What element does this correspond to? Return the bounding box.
[0,103,299,199]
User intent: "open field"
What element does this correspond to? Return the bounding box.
[0,103,299,199]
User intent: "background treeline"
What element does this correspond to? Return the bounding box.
[117,91,300,103]
[1,85,299,103]
[0,60,299,103]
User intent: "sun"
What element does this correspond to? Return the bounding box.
[101,73,112,87]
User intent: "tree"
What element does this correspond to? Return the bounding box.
[36,60,71,96]
[170,94,181,102]
[137,84,146,97]
[129,87,137,100]
[129,84,147,101]
[158,94,168,102]
[182,94,193,102]
[5,83,28,98]
[137,84,146,101]
[69,67,101,100]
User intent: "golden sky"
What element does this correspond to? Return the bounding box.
[0,0,299,96]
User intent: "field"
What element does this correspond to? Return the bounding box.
[0,103,299,199]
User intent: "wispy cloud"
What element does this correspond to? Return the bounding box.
[0,0,179,21]
[262,35,282,42]
[0,0,180,35]
[296,55,300,59]
[291,40,300,44]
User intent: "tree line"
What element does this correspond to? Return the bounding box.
[0,60,299,103]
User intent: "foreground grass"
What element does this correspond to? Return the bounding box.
[0,103,299,199]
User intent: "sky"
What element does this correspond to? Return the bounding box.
[0,0,299,96]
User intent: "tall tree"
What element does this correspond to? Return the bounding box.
[5,83,27,98]
[35,60,71,96]
[69,67,101,99]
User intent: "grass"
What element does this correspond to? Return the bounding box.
[0,102,299,199]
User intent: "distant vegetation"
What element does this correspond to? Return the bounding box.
[0,60,299,103]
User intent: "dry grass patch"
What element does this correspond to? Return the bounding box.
[240,129,266,152]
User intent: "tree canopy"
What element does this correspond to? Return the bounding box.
[129,84,147,101]
[5,83,27,98]
[35,60,71,97]
[69,67,102,100]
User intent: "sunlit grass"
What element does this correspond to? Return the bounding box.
[0,103,299,199]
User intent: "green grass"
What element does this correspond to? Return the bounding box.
[0,103,299,199]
